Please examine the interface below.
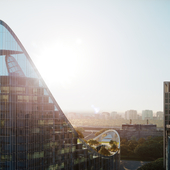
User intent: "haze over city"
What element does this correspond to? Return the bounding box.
[1,0,170,113]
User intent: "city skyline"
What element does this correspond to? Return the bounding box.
[65,110,163,118]
[1,1,170,113]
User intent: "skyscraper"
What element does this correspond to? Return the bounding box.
[0,20,120,170]
[164,82,170,169]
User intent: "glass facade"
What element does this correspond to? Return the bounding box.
[0,20,120,170]
[164,82,170,169]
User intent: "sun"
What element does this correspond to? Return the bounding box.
[34,40,82,88]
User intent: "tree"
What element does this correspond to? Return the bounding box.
[137,158,165,170]
[134,142,163,160]
[109,140,117,145]
[120,144,131,156]
[120,138,128,145]
[110,143,118,152]
[138,138,145,145]
[87,139,99,146]
[98,146,111,156]
[128,140,138,151]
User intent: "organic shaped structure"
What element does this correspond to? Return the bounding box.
[93,130,120,143]
[93,130,120,155]
[0,20,120,170]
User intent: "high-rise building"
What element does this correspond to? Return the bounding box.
[142,110,153,120]
[0,20,120,170]
[156,111,163,120]
[110,112,117,119]
[164,82,170,169]
[124,110,137,120]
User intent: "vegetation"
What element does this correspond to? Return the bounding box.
[110,143,118,152]
[121,136,163,161]
[98,146,111,156]
[87,139,99,146]
[137,158,165,170]
[109,140,117,145]
[108,140,119,152]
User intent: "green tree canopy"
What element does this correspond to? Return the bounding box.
[109,140,117,146]
[120,138,128,145]
[120,144,131,156]
[87,139,99,146]
[138,138,146,145]
[98,146,111,156]
[134,142,163,160]
[137,158,165,170]
[128,140,138,151]
[110,143,118,152]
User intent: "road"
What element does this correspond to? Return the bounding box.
[120,160,150,170]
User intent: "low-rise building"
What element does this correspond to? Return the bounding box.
[122,124,157,131]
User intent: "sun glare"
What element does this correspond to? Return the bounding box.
[34,39,83,88]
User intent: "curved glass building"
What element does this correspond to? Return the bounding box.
[0,20,120,170]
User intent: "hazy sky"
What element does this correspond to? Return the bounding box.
[1,0,170,114]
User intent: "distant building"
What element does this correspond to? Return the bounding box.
[94,113,105,119]
[125,110,137,120]
[110,111,117,119]
[122,124,157,131]
[116,114,123,119]
[137,115,142,120]
[142,110,153,120]
[101,112,110,119]
[156,111,163,120]
[153,116,157,120]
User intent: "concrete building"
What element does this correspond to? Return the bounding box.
[156,111,163,120]
[122,124,157,131]
[0,20,120,170]
[125,110,137,120]
[137,115,142,120]
[110,111,117,119]
[142,110,153,120]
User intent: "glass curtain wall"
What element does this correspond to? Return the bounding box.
[0,20,120,170]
